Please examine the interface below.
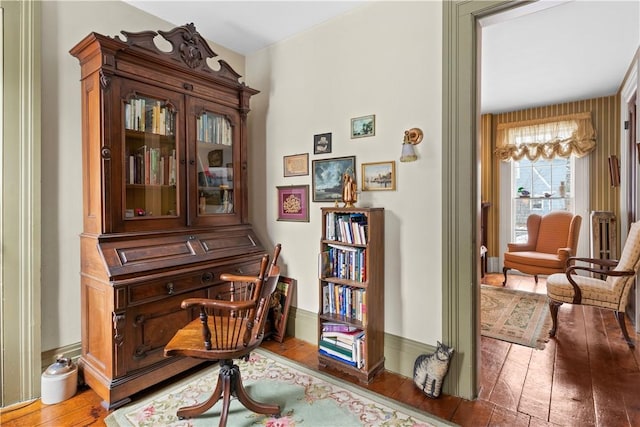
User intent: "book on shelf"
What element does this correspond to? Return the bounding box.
[319,338,353,358]
[322,283,367,321]
[321,327,364,342]
[128,147,176,186]
[326,212,368,244]
[319,329,365,368]
[322,247,366,282]
[321,322,359,333]
[318,348,357,367]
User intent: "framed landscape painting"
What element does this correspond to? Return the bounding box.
[362,161,396,191]
[351,114,375,138]
[312,156,356,202]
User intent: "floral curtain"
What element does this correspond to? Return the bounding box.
[494,112,596,161]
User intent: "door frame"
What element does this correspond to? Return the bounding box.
[0,0,42,406]
[441,0,516,399]
[619,50,639,331]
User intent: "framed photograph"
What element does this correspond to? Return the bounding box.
[312,156,356,202]
[313,133,332,154]
[277,185,310,222]
[351,114,375,139]
[362,161,396,191]
[268,276,296,343]
[283,153,309,177]
[207,149,223,167]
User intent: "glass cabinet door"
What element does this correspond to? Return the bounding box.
[124,95,178,218]
[189,97,242,226]
[196,111,234,215]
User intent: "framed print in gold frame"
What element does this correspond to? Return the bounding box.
[283,153,309,177]
[361,161,396,191]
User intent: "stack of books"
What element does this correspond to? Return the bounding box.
[319,322,365,368]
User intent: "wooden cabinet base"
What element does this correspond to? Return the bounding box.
[80,356,203,410]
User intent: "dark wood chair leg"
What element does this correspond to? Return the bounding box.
[534,275,538,284]
[549,300,562,337]
[177,360,280,425]
[234,369,281,416]
[502,267,509,286]
[177,361,230,419]
[176,364,226,420]
[614,311,635,348]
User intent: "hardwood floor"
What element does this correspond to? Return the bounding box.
[2,273,640,426]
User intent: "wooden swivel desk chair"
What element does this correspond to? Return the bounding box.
[165,244,282,426]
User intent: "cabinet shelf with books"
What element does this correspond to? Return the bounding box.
[318,207,384,383]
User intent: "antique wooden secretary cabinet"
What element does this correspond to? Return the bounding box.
[70,24,266,409]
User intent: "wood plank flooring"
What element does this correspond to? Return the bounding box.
[2,273,639,426]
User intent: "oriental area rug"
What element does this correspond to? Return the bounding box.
[104,348,455,427]
[481,284,553,350]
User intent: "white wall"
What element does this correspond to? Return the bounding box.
[40,0,445,351]
[246,1,444,343]
[40,1,245,351]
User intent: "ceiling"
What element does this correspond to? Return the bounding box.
[125,1,639,114]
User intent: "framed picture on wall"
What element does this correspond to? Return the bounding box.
[361,161,396,191]
[314,133,332,154]
[277,185,310,222]
[311,156,356,202]
[350,114,375,138]
[283,153,309,177]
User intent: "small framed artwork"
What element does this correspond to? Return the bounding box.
[207,149,223,167]
[314,133,332,154]
[351,114,375,139]
[283,153,309,177]
[268,276,296,342]
[312,156,356,202]
[277,185,310,222]
[362,161,396,191]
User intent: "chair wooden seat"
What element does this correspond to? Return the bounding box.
[547,223,640,348]
[164,244,282,426]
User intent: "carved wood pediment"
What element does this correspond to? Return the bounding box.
[117,23,242,84]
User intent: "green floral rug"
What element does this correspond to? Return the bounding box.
[104,348,455,427]
[481,284,553,349]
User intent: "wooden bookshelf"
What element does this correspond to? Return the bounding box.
[318,207,384,383]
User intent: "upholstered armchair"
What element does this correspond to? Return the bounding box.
[502,211,582,286]
[546,222,640,348]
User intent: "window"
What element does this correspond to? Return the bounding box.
[496,113,593,257]
[512,157,573,242]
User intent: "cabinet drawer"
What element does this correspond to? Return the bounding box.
[128,261,262,305]
[128,274,211,305]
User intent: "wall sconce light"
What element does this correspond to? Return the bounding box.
[400,127,423,162]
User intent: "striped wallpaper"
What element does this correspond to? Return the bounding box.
[481,94,621,260]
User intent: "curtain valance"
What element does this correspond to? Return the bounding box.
[494,112,596,161]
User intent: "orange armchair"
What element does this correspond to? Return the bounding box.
[502,211,581,286]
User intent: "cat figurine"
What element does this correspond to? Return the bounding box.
[413,341,454,398]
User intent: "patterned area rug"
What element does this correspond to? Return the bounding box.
[104,348,455,427]
[481,285,553,349]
